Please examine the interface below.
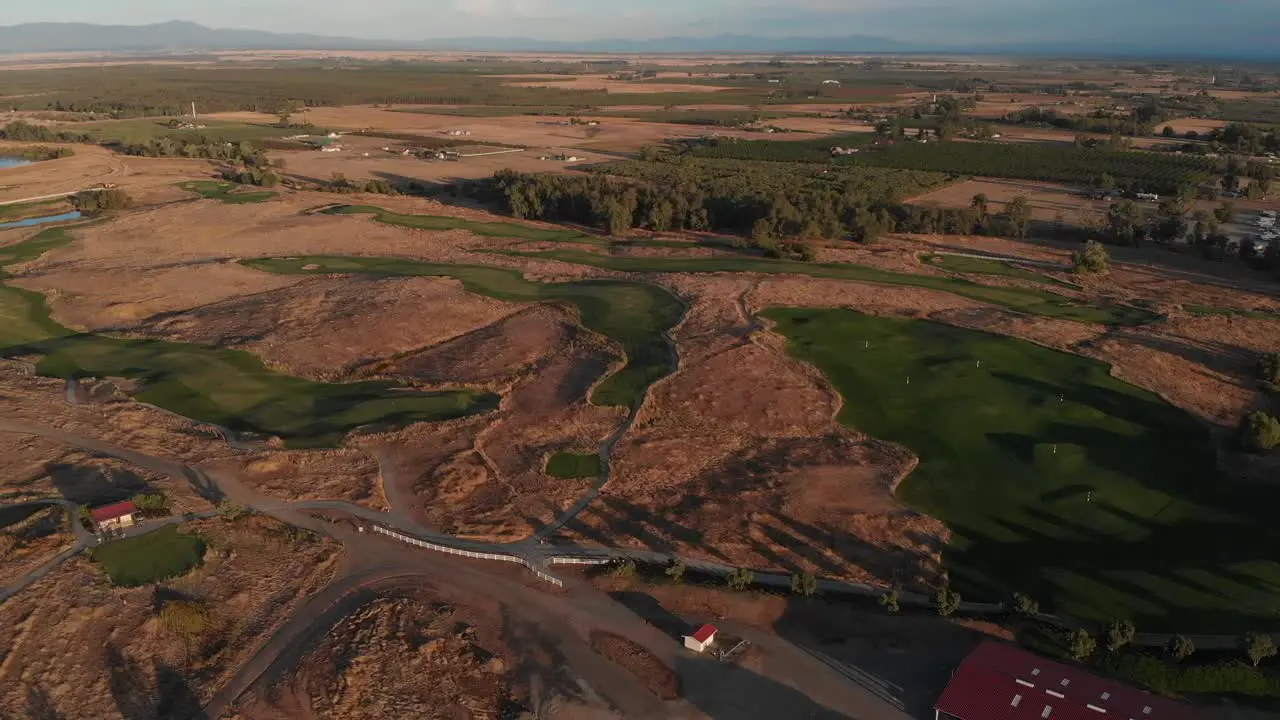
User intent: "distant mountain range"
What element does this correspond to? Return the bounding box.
[0,21,1274,60]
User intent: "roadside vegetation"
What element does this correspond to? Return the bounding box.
[764,307,1278,631]
[90,526,205,587]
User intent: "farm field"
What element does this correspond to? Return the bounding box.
[766,308,1279,630]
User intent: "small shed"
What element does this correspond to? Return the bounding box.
[684,624,718,653]
[90,501,138,533]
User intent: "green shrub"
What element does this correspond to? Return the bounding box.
[1257,353,1280,385]
[879,589,900,614]
[664,560,686,583]
[1167,635,1196,662]
[726,568,754,591]
[1240,411,1280,452]
[1105,619,1137,652]
[1069,629,1097,660]
[791,571,818,597]
[936,586,962,617]
[1072,240,1110,274]
[1245,633,1278,667]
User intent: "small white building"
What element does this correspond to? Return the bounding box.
[683,624,718,653]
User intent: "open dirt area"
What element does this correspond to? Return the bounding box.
[1157,117,1230,135]
[908,177,1107,222]
[0,515,341,720]
[243,590,521,719]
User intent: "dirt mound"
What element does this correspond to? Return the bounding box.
[263,592,519,720]
[589,631,680,700]
[147,275,521,381]
[371,306,624,541]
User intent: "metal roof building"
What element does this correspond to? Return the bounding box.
[935,642,1204,720]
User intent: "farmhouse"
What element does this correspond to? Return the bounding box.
[934,642,1203,720]
[90,501,138,534]
[683,624,718,653]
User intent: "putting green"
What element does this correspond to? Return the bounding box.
[546,452,602,479]
[243,256,684,409]
[0,229,496,448]
[766,307,1280,631]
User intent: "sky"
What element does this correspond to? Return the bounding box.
[6,0,1280,47]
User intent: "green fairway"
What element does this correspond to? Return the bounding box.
[0,230,496,448]
[178,181,277,204]
[546,452,602,479]
[324,205,599,244]
[90,526,205,587]
[80,118,300,145]
[243,255,684,409]
[766,307,1280,631]
[501,249,1154,327]
[923,254,1075,288]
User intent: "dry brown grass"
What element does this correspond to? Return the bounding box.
[0,142,214,205]
[247,591,518,720]
[1156,118,1230,135]
[0,516,340,720]
[589,631,679,700]
[0,505,74,589]
[502,74,734,93]
[907,177,1104,222]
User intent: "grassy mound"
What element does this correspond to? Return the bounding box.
[766,307,1280,632]
[91,526,205,587]
[178,181,276,204]
[244,255,684,409]
[546,452,602,479]
[324,205,597,243]
[0,230,496,448]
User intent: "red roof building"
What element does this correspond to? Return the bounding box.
[684,624,719,652]
[935,641,1204,720]
[89,500,138,525]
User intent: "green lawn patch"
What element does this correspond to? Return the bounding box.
[324,205,598,244]
[178,181,277,204]
[242,255,683,409]
[546,452,602,479]
[90,526,205,587]
[765,308,1280,632]
[500,248,1154,327]
[923,254,1075,288]
[80,119,300,145]
[0,230,495,448]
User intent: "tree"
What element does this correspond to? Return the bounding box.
[1106,200,1145,245]
[1072,240,1110,275]
[664,560,686,583]
[131,493,170,516]
[726,568,754,591]
[791,571,818,597]
[1068,629,1097,660]
[1161,125,1176,138]
[935,586,961,617]
[970,193,989,217]
[1105,619,1136,652]
[879,589,900,614]
[1240,411,1280,452]
[1167,635,1195,662]
[1257,352,1280,385]
[606,200,633,236]
[1003,196,1032,238]
[73,188,132,215]
[1214,201,1236,225]
[1012,593,1040,616]
[1095,173,1117,192]
[1243,633,1277,667]
[610,559,637,578]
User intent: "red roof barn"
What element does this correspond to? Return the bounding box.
[89,500,139,532]
[935,642,1204,720]
[683,624,718,652]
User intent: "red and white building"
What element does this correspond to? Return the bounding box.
[90,501,139,534]
[935,641,1203,720]
[684,624,718,653]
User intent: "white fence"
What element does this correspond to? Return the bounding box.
[372,525,564,587]
[549,556,612,566]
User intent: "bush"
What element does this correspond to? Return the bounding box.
[1105,619,1137,652]
[1072,240,1110,274]
[664,560,686,583]
[131,493,170,516]
[935,586,961,617]
[159,598,211,641]
[1240,411,1280,452]
[1167,635,1196,662]
[878,589,900,614]
[1244,633,1277,667]
[791,571,818,597]
[72,188,132,215]
[609,559,637,579]
[1257,352,1280,385]
[1069,629,1097,660]
[726,568,754,591]
[1013,592,1040,616]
